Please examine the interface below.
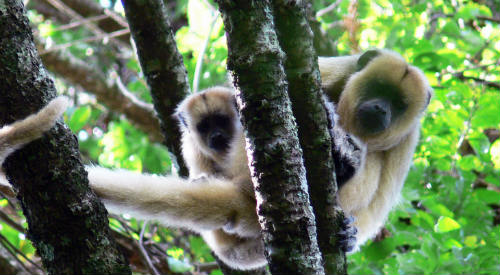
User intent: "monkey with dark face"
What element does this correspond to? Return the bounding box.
[320,49,432,246]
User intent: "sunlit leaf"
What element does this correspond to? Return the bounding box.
[435,216,461,233]
[68,105,91,132]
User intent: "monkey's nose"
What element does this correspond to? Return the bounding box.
[209,132,229,152]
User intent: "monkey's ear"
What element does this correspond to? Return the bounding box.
[174,111,188,128]
[356,50,380,72]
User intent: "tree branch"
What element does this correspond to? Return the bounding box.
[121,0,190,177]
[272,1,347,273]
[38,44,164,142]
[453,72,500,90]
[216,1,325,274]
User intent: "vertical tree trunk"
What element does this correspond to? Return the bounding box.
[216,1,325,274]
[120,0,190,177]
[0,1,130,274]
[272,1,348,273]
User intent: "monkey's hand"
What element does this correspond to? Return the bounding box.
[332,128,365,187]
[189,173,209,184]
[338,215,358,252]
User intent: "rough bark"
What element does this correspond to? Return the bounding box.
[120,0,189,177]
[0,1,130,274]
[272,1,347,273]
[39,46,163,143]
[216,1,325,274]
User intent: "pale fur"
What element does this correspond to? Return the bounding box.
[0,50,431,270]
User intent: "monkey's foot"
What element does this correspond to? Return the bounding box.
[338,215,357,252]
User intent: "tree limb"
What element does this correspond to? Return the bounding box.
[272,1,347,273]
[38,42,164,142]
[121,0,190,177]
[216,1,325,274]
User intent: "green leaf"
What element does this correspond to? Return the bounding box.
[491,140,500,169]
[435,216,461,233]
[68,105,91,132]
[457,155,483,172]
[474,189,500,204]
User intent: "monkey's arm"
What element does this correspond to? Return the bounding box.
[348,128,420,246]
[0,97,68,164]
[87,166,260,236]
[318,55,359,103]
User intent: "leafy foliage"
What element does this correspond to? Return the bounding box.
[0,0,498,274]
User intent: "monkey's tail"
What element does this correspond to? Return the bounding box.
[0,96,69,164]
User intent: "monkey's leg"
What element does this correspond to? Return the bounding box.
[87,166,259,234]
[202,229,266,270]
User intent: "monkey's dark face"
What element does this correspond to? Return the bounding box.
[196,113,234,153]
[175,87,241,159]
[356,81,408,135]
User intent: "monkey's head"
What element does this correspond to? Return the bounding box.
[337,49,432,151]
[175,87,241,158]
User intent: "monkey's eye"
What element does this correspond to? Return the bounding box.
[392,99,408,116]
[196,120,210,134]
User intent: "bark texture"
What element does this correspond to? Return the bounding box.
[121,0,189,177]
[216,1,325,274]
[272,1,347,273]
[0,1,130,274]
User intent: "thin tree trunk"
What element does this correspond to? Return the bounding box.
[216,1,325,274]
[120,0,190,177]
[0,1,130,274]
[272,1,347,273]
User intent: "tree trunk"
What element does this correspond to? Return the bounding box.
[216,1,326,274]
[272,1,347,273]
[120,0,190,177]
[0,1,130,274]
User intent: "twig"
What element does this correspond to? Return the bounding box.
[0,234,43,274]
[0,210,24,233]
[193,11,220,93]
[43,0,129,49]
[316,0,342,18]
[103,9,129,28]
[39,28,130,54]
[139,222,160,275]
[52,14,108,32]
[477,15,500,23]
[453,72,500,90]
